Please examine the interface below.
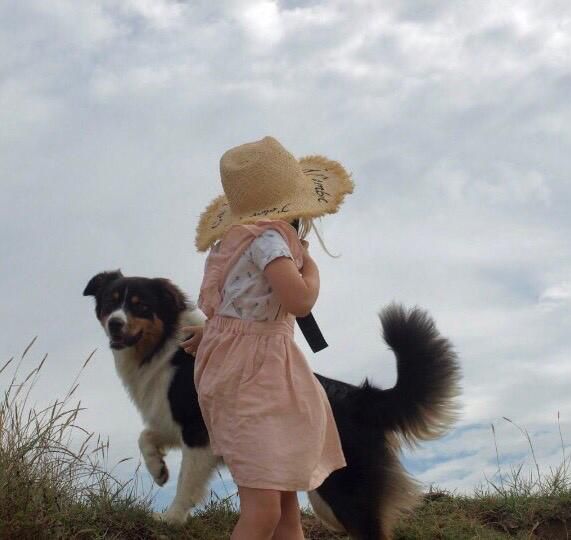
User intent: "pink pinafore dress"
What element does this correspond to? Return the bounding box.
[194,220,347,491]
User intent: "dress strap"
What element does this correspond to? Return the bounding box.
[197,220,304,318]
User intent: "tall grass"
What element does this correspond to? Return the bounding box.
[0,339,154,538]
[394,419,571,539]
[482,415,571,499]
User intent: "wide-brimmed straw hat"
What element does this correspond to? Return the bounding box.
[195,136,354,251]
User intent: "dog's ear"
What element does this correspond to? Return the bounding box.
[153,278,188,314]
[83,270,123,297]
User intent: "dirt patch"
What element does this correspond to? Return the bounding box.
[533,518,570,540]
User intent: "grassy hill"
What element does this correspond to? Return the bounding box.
[3,482,571,539]
[2,343,570,539]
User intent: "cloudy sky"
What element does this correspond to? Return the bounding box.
[2,0,571,513]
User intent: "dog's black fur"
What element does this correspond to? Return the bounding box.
[84,270,460,539]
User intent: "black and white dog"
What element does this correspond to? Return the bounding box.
[83,269,460,540]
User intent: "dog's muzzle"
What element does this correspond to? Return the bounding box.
[107,318,143,349]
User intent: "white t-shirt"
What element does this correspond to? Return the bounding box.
[218,229,293,321]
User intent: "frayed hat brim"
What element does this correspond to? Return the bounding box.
[195,154,354,252]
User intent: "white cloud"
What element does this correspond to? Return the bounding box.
[423,160,551,206]
[119,0,186,29]
[234,0,284,47]
[539,282,571,308]
[32,0,121,49]
[91,64,177,98]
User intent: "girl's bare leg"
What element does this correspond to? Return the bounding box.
[271,491,305,540]
[231,486,282,540]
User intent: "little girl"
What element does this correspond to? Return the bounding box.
[181,136,353,540]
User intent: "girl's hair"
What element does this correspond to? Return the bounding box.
[292,218,339,258]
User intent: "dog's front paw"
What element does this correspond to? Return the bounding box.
[147,457,169,486]
[153,509,187,525]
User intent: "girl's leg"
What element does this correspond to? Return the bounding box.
[231,486,282,540]
[271,491,305,540]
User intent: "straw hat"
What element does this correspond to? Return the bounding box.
[195,136,354,251]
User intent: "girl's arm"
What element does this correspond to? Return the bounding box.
[264,240,319,317]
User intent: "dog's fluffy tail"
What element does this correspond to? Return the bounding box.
[357,304,461,445]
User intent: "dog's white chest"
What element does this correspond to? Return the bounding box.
[114,344,180,444]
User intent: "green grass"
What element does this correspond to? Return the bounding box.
[1,340,570,539]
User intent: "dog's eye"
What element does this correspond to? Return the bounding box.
[102,297,119,311]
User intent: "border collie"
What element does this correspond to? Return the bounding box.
[83,269,460,539]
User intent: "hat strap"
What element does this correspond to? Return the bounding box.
[296,312,328,353]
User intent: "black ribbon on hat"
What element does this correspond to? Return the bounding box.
[291,219,329,353]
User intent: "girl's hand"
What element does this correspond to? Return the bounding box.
[180,326,204,356]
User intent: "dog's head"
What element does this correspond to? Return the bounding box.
[83,270,188,356]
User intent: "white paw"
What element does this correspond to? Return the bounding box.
[153,509,187,525]
[147,456,169,486]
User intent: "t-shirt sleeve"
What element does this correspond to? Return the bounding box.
[250,229,293,271]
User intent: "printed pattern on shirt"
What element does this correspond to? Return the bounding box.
[218,229,293,321]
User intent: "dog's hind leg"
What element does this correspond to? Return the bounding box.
[307,490,346,533]
[309,489,385,540]
[160,444,218,524]
[138,429,169,486]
